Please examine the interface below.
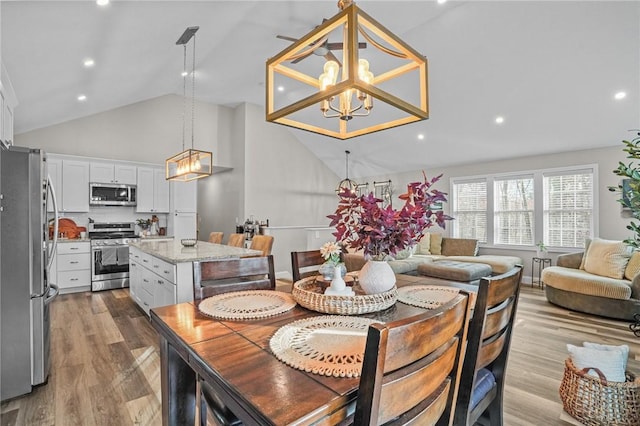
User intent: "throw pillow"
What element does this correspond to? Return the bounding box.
[582,238,632,279]
[625,251,640,280]
[430,233,443,255]
[567,344,626,382]
[583,342,629,370]
[579,238,592,270]
[415,233,431,255]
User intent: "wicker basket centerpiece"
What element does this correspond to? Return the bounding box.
[292,276,397,315]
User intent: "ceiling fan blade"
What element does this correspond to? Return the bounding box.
[292,49,315,64]
[326,42,368,50]
[276,35,298,42]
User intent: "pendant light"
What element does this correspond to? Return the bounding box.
[166,26,213,181]
[335,150,358,196]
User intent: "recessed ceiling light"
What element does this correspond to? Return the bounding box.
[96,0,109,6]
[437,0,448,4]
[614,91,627,100]
[181,71,188,77]
[77,94,87,101]
[277,86,285,92]
[495,116,505,124]
[417,133,425,140]
[83,58,95,67]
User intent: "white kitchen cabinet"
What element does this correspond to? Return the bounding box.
[61,159,90,212]
[90,162,137,185]
[129,246,178,315]
[47,157,63,213]
[55,241,91,293]
[137,166,169,213]
[170,180,197,213]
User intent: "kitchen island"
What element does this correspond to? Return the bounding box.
[129,240,262,315]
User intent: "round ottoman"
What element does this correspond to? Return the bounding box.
[417,260,492,282]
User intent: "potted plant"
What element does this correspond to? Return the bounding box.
[328,172,452,294]
[535,241,547,258]
[609,130,640,248]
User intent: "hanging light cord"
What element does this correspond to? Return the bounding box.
[191,33,196,150]
[182,44,187,152]
[345,150,350,179]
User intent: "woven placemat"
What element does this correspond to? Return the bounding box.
[270,315,379,378]
[198,290,297,320]
[397,285,460,309]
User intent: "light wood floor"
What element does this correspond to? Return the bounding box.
[1,285,638,425]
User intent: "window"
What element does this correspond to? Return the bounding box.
[494,176,534,246]
[452,180,487,242]
[450,166,596,249]
[544,171,593,248]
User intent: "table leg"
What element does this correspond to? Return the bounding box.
[160,336,197,426]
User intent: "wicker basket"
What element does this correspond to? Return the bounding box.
[292,276,397,315]
[559,358,640,425]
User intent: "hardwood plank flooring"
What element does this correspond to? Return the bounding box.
[1,285,638,425]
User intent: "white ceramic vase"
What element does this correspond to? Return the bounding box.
[358,260,396,294]
[325,265,354,296]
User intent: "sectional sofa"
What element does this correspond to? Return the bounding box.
[343,234,522,280]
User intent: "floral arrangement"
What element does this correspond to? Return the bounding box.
[320,241,343,265]
[328,172,453,261]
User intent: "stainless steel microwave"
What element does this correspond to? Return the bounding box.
[89,183,137,206]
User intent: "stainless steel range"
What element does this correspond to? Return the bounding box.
[89,222,139,291]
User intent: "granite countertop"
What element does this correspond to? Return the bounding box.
[56,238,90,243]
[130,239,262,264]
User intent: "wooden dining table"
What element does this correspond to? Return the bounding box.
[150,274,477,426]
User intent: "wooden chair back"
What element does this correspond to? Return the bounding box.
[453,265,524,426]
[352,292,471,426]
[227,233,245,248]
[192,255,276,304]
[208,232,224,244]
[291,249,325,282]
[249,235,274,256]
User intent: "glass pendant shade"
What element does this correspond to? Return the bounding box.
[166,149,212,182]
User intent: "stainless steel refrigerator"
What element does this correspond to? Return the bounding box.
[0,145,59,401]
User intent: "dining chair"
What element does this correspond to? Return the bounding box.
[208,231,224,244]
[192,255,276,426]
[346,291,472,426]
[192,255,276,304]
[249,235,274,256]
[227,233,245,248]
[290,249,325,282]
[452,265,524,426]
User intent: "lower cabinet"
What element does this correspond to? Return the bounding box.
[129,246,177,315]
[55,241,91,293]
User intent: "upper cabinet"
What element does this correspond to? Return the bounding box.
[137,167,169,213]
[90,162,137,184]
[171,180,197,213]
[61,160,90,212]
[1,65,17,147]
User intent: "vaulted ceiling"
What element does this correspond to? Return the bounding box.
[2,1,638,178]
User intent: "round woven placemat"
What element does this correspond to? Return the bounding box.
[397,285,460,310]
[270,315,379,378]
[198,290,297,320]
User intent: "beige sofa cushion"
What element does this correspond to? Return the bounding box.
[542,266,632,300]
[430,233,443,255]
[446,255,522,274]
[582,238,631,279]
[440,238,479,256]
[415,233,431,255]
[624,251,640,280]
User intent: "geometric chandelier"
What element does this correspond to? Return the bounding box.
[166,26,213,181]
[266,0,429,140]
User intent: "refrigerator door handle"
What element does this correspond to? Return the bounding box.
[44,284,59,305]
[46,175,59,273]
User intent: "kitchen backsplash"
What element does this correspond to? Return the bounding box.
[57,207,168,231]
